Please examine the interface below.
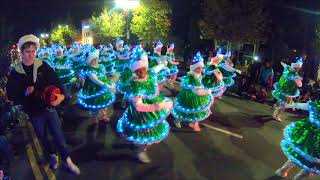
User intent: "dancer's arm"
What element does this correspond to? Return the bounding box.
[152,64,170,74]
[192,88,211,96]
[292,102,309,111]
[213,71,223,81]
[168,59,179,65]
[294,78,303,87]
[280,62,287,68]
[88,73,108,88]
[220,63,241,74]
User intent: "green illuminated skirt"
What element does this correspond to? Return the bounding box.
[202,74,225,96]
[116,67,133,95]
[115,59,130,73]
[72,60,86,72]
[101,60,115,75]
[281,120,320,174]
[272,82,299,104]
[78,77,115,109]
[55,68,76,86]
[117,96,171,145]
[172,89,213,122]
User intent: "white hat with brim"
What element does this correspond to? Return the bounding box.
[130,54,149,72]
[190,61,204,71]
[87,49,100,64]
[17,34,40,51]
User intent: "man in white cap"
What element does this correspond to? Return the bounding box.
[6,34,80,175]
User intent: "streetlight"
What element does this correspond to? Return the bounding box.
[66,25,69,28]
[115,0,140,41]
[58,25,62,28]
[115,0,139,10]
[40,33,49,38]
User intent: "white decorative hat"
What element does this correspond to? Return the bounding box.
[167,43,174,52]
[154,40,163,50]
[129,45,148,72]
[86,49,100,64]
[291,57,303,68]
[190,52,204,71]
[17,34,40,51]
[116,38,124,47]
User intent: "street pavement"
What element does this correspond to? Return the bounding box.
[6,88,319,180]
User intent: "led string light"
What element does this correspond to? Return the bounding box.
[174,94,213,114]
[283,123,320,163]
[180,76,203,90]
[119,108,171,130]
[78,92,116,110]
[281,140,320,175]
[171,108,212,122]
[117,118,170,145]
[283,66,302,80]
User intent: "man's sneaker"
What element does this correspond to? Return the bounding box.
[49,154,59,170]
[63,157,80,175]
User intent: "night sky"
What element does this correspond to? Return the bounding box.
[2,0,320,47]
[1,0,114,40]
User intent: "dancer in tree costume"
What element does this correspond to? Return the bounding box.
[218,51,241,88]
[78,48,116,121]
[70,43,86,73]
[272,58,303,121]
[114,38,131,74]
[172,52,214,132]
[100,44,116,75]
[51,46,76,87]
[275,100,320,180]
[202,51,226,98]
[148,41,168,84]
[38,48,52,66]
[117,46,173,163]
[117,46,146,97]
[165,43,179,82]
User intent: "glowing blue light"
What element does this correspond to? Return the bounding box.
[165,67,179,76]
[120,107,170,130]
[282,123,320,162]
[80,70,108,79]
[59,70,75,78]
[78,88,110,99]
[282,66,302,80]
[180,76,203,90]
[78,92,116,110]
[193,52,204,62]
[202,79,226,92]
[280,140,320,174]
[117,118,170,145]
[223,77,235,87]
[171,108,212,122]
[211,87,226,97]
[116,80,131,95]
[272,82,300,104]
[174,94,213,114]
[124,77,159,99]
